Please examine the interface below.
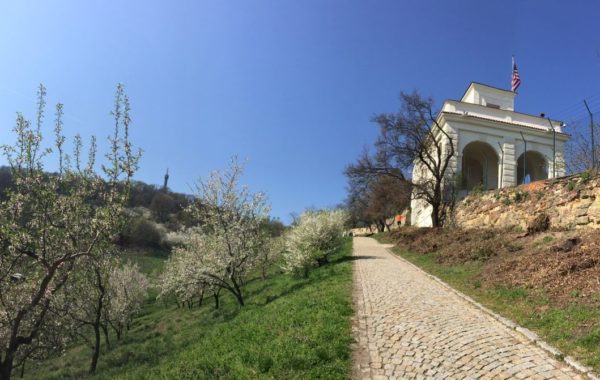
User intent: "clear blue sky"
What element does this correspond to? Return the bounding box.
[1,1,600,223]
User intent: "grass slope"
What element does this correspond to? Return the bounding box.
[26,238,354,379]
[374,232,600,373]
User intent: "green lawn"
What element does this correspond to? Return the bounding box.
[374,232,600,372]
[25,238,354,379]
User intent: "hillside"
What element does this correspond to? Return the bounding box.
[22,239,354,379]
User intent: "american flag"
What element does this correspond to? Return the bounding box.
[511,57,521,92]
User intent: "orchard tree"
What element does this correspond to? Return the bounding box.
[257,236,285,280]
[345,91,455,227]
[182,160,270,306]
[158,234,215,309]
[63,256,114,374]
[283,209,348,276]
[0,84,139,379]
[105,262,148,341]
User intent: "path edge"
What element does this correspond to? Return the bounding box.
[379,239,600,380]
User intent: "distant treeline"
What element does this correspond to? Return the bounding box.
[0,166,284,251]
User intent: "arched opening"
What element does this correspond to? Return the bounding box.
[461,141,499,190]
[517,151,547,184]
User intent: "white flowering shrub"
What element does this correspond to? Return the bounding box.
[283,209,348,276]
[164,230,188,248]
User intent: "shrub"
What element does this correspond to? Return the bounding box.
[527,213,550,235]
[283,209,348,276]
[535,190,544,200]
[581,171,592,184]
[567,180,576,191]
[513,190,529,203]
[471,183,485,195]
[121,217,165,248]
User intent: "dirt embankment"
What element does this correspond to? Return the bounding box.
[389,227,600,307]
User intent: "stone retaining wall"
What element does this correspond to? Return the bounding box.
[454,172,600,230]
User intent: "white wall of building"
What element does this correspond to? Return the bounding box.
[410,83,569,227]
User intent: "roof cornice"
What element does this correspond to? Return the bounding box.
[439,111,570,140]
[444,99,564,126]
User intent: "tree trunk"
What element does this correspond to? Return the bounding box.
[214,292,220,309]
[19,361,25,378]
[101,324,110,348]
[316,256,329,266]
[198,289,204,307]
[431,203,440,227]
[90,268,105,374]
[0,356,14,380]
[0,347,17,380]
[89,322,101,374]
[230,279,245,306]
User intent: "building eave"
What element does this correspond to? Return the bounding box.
[444,99,564,126]
[439,111,570,140]
[460,82,516,102]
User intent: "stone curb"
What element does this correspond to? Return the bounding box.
[382,243,599,380]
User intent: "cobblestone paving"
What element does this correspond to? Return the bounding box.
[352,237,584,380]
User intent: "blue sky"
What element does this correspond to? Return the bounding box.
[1,1,600,222]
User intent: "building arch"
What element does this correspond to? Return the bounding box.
[461,141,499,190]
[517,150,547,184]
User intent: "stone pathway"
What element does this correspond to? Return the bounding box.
[352,237,584,380]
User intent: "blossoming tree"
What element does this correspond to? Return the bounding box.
[178,160,270,307]
[283,209,348,276]
[0,84,139,379]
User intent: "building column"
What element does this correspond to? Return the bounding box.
[502,142,516,187]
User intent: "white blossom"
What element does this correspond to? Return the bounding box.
[283,209,348,275]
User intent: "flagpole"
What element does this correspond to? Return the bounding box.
[511,55,514,91]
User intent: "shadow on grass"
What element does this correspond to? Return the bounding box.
[331,255,379,264]
[264,281,311,305]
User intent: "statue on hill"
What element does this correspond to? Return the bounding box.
[163,168,169,192]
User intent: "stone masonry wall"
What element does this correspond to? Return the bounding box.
[454,172,600,231]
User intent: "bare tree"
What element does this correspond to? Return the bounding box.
[564,119,600,174]
[345,172,410,232]
[345,91,455,227]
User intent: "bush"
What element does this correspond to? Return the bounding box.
[513,190,529,203]
[527,213,550,235]
[581,171,592,184]
[283,209,348,276]
[121,217,165,248]
[471,183,485,195]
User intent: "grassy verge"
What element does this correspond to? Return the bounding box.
[25,238,354,379]
[374,232,600,372]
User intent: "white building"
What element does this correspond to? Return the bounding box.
[411,82,569,227]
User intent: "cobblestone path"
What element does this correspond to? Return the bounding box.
[352,237,584,380]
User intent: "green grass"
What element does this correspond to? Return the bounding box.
[25,239,354,379]
[374,232,600,372]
